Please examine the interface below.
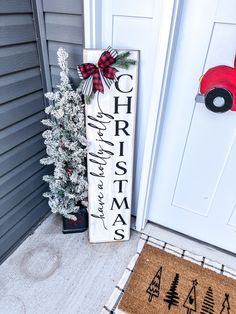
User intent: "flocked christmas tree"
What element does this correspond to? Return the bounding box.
[40,48,88,221]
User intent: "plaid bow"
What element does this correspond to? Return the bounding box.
[77,46,118,96]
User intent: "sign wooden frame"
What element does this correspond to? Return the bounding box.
[84,48,139,242]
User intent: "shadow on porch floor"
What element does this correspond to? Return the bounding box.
[0,214,140,314]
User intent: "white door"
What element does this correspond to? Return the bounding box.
[98,0,168,215]
[148,0,236,253]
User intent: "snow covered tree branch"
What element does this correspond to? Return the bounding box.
[40,48,88,221]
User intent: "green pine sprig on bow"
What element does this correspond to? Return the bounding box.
[113,51,136,69]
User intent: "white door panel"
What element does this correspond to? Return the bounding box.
[101,0,164,215]
[148,0,236,252]
[112,0,155,17]
[216,1,236,22]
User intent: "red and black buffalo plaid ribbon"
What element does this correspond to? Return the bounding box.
[77,46,118,96]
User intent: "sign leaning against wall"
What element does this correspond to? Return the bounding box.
[77,47,139,242]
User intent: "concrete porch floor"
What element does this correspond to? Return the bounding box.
[0,215,140,314]
[1,214,236,314]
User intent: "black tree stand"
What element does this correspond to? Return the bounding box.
[62,206,88,234]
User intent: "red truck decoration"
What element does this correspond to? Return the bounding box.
[196,57,236,113]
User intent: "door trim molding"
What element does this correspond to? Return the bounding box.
[135,0,183,231]
[83,0,102,48]
[33,0,52,95]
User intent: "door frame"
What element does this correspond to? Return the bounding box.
[83,0,183,231]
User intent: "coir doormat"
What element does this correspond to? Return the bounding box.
[118,243,236,314]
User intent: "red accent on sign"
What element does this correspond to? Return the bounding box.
[67,218,82,225]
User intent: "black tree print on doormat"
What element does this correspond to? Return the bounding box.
[183,279,198,313]
[220,293,230,314]
[164,273,180,310]
[146,266,162,302]
[200,286,215,314]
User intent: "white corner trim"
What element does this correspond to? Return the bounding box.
[83,0,102,48]
[83,0,94,48]
[34,0,52,93]
[135,0,183,231]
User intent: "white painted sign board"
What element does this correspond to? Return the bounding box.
[84,49,139,243]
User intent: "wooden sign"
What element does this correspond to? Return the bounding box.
[83,48,139,242]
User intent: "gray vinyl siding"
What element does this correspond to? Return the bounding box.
[42,0,84,89]
[0,0,50,263]
[0,0,84,263]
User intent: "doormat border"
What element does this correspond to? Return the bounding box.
[101,234,236,314]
